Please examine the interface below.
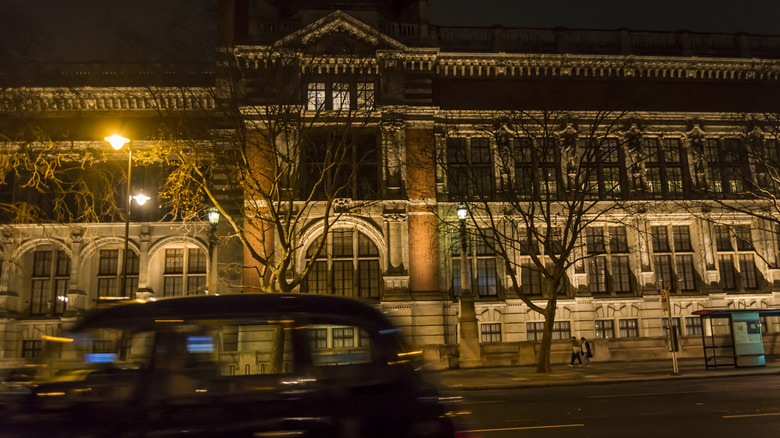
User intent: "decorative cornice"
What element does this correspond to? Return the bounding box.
[0,87,216,112]
[433,53,780,81]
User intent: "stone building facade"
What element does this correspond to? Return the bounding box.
[2,0,780,368]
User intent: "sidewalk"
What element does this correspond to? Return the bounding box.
[425,356,780,390]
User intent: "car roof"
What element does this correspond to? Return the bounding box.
[73,294,396,332]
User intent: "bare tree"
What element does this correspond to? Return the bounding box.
[440,110,637,372]
[0,87,125,224]
[147,44,381,293]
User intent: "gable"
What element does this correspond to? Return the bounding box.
[274,10,407,54]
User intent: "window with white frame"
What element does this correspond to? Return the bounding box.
[714,225,760,291]
[31,250,70,316]
[587,226,632,295]
[651,225,696,293]
[306,81,375,111]
[304,230,381,298]
[163,247,207,297]
[97,249,139,298]
[481,323,502,343]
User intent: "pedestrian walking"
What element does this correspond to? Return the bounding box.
[580,337,592,367]
[569,336,582,366]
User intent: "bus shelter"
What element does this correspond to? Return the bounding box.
[692,309,780,369]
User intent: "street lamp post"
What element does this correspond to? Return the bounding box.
[456,203,481,368]
[105,135,146,299]
[207,207,220,295]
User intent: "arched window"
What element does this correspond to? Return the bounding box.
[30,249,70,316]
[304,229,381,298]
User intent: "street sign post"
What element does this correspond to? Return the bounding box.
[660,284,679,375]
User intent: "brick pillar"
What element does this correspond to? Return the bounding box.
[406,126,441,298]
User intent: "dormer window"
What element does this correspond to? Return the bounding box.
[306,81,374,111]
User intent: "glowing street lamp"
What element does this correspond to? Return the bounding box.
[105,134,142,299]
[207,207,220,295]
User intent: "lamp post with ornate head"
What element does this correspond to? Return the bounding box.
[456,203,481,368]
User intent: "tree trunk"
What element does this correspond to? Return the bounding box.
[535,298,558,373]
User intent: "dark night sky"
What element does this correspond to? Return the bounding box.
[1,0,779,63]
[429,0,780,34]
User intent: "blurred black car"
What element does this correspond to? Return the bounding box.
[6,294,461,438]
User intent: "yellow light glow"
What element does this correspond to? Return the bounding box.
[37,392,66,397]
[105,134,130,151]
[398,350,423,357]
[42,335,74,343]
[132,193,151,206]
[155,319,184,323]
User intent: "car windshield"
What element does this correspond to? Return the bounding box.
[39,328,154,382]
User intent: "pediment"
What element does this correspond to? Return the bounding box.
[275,10,407,54]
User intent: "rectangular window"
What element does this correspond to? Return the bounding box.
[719,254,737,290]
[521,263,544,295]
[481,323,502,343]
[165,249,184,274]
[589,256,608,293]
[714,225,732,251]
[306,261,328,294]
[610,227,629,253]
[476,258,497,296]
[595,319,615,338]
[654,255,673,289]
[309,328,328,349]
[332,327,354,348]
[735,226,753,251]
[685,316,703,336]
[332,82,350,111]
[526,322,544,341]
[672,226,693,252]
[611,256,632,293]
[739,254,758,290]
[552,321,572,340]
[356,82,374,110]
[99,249,118,275]
[676,255,696,291]
[188,248,207,274]
[333,230,353,257]
[651,226,670,252]
[31,250,69,315]
[21,340,42,359]
[619,319,639,337]
[662,317,682,337]
[333,260,353,296]
[163,277,183,297]
[358,260,380,298]
[307,82,326,110]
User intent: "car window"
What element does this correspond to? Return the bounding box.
[308,324,373,366]
[217,322,294,376]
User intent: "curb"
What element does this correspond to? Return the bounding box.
[430,367,780,391]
